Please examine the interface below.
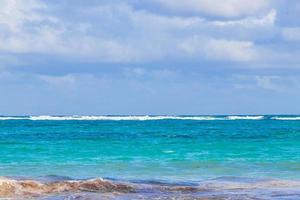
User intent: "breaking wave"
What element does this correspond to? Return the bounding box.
[28,115,219,121]
[0,177,133,198]
[1,177,300,199]
[226,116,265,120]
[0,117,28,120]
[272,117,300,120]
[0,115,267,121]
[28,115,266,121]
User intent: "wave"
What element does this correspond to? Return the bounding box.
[0,177,133,198]
[28,115,220,121]
[1,177,300,199]
[3,115,298,121]
[4,115,264,121]
[272,117,300,120]
[226,116,264,120]
[0,117,28,120]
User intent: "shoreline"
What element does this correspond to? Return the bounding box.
[1,176,300,199]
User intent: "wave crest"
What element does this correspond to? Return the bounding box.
[1,177,300,199]
[3,115,296,121]
[272,117,300,120]
[0,177,133,198]
[28,115,219,121]
[226,116,264,120]
[24,115,264,121]
[0,117,28,120]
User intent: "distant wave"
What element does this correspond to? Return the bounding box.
[0,117,28,120]
[226,116,264,120]
[0,115,267,121]
[28,115,219,121]
[272,117,300,120]
[28,115,265,121]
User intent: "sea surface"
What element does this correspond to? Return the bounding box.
[0,115,300,199]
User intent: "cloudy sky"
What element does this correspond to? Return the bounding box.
[0,0,300,115]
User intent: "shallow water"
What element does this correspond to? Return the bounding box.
[1,176,300,199]
[0,115,300,199]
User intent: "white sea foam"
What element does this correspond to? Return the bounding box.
[163,150,175,154]
[0,117,28,120]
[226,116,264,120]
[29,116,82,120]
[28,115,218,121]
[1,176,300,199]
[200,179,300,190]
[0,115,269,121]
[272,117,300,120]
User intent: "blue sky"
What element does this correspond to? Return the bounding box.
[0,0,300,115]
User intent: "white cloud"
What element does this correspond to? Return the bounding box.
[0,1,273,60]
[124,67,146,79]
[0,0,297,68]
[179,36,257,61]
[38,73,113,90]
[256,75,300,91]
[153,0,271,18]
[206,39,257,61]
[0,0,66,54]
[0,0,46,33]
[255,76,282,91]
[0,2,195,62]
[282,27,300,42]
[0,1,141,62]
[233,75,300,92]
[39,74,75,86]
[213,9,276,27]
[124,67,179,81]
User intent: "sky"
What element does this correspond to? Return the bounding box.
[0,0,300,115]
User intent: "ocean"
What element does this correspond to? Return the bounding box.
[0,115,300,199]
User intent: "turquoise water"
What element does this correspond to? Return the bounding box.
[1,115,300,183]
